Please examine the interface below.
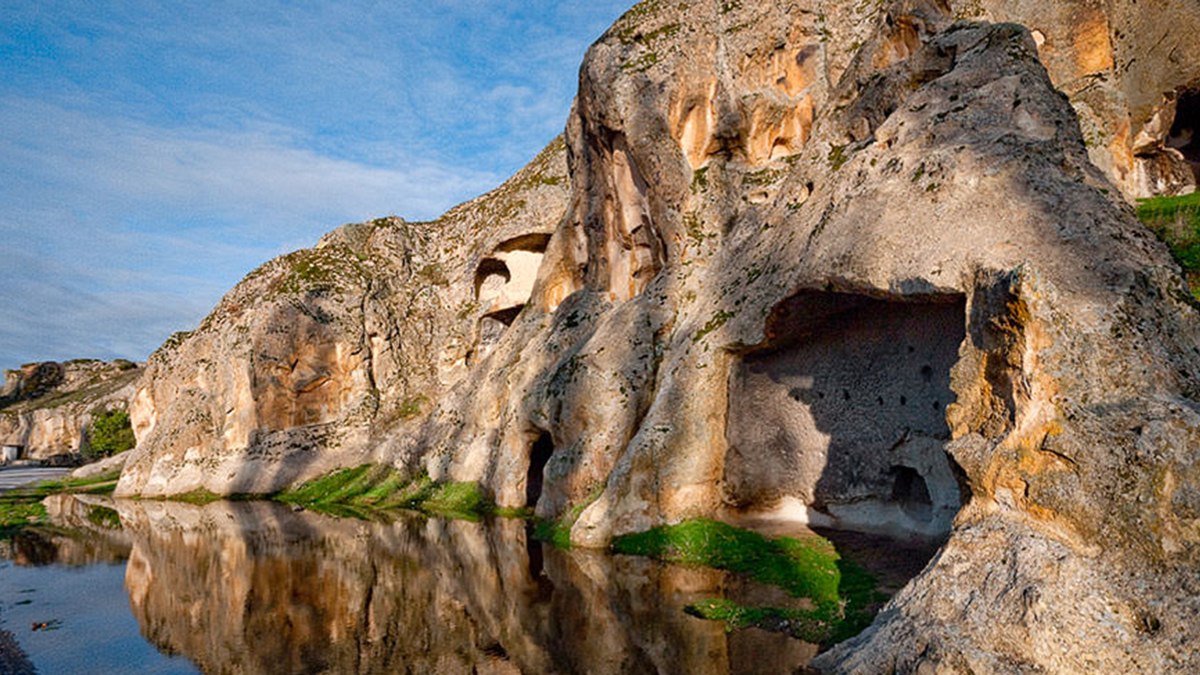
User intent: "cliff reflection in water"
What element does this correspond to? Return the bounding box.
[114,499,817,674]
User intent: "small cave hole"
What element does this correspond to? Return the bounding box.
[1168,89,1200,182]
[495,232,552,254]
[890,466,933,522]
[526,432,555,509]
[474,258,511,300]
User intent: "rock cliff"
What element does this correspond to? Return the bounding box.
[112,0,1200,670]
[116,140,569,496]
[0,360,141,461]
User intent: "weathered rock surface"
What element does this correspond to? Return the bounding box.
[116,140,570,497]
[414,2,1198,670]
[112,0,1200,670]
[0,360,141,460]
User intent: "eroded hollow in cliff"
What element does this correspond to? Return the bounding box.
[469,234,552,364]
[1168,88,1200,182]
[526,431,554,509]
[724,291,967,540]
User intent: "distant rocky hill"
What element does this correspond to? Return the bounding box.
[0,359,141,461]
[89,0,1200,670]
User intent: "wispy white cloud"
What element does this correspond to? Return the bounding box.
[0,97,501,367]
[0,1,633,367]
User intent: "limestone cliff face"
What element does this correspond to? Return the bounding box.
[115,140,569,497]
[0,360,141,460]
[958,0,1200,198]
[114,0,1200,669]
[400,1,1199,670]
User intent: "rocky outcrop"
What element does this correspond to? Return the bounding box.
[405,2,1196,670]
[957,0,1200,198]
[0,360,141,461]
[114,0,1200,669]
[116,140,570,497]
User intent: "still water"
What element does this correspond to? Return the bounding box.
[0,495,925,675]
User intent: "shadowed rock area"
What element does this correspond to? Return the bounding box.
[726,292,966,539]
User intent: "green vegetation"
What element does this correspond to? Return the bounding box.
[684,211,712,245]
[276,465,496,521]
[0,470,121,541]
[828,144,850,171]
[396,395,429,420]
[1137,192,1200,299]
[0,498,47,541]
[274,245,368,296]
[532,486,603,550]
[86,505,122,529]
[693,309,734,342]
[165,489,225,506]
[84,409,136,460]
[612,519,884,644]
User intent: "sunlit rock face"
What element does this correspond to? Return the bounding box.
[0,360,141,460]
[401,1,1200,671]
[115,499,818,675]
[116,141,571,498]
[954,0,1200,198]
[111,0,1200,669]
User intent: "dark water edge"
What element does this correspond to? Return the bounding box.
[0,495,933,674]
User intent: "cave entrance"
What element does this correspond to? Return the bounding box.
[724,291,967,540]
[1167,88,1200,183]
[526,431,554,509]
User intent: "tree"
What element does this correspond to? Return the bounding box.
[85,409,136,460]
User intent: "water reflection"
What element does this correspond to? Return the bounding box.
[105,499,818,675]
[3,494,132,567]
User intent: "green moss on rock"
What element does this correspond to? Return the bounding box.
[612,519,884,644]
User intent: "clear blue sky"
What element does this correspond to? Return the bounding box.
[0,1,631,369]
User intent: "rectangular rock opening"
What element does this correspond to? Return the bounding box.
[724,291,967,540]
[526,431,555,509]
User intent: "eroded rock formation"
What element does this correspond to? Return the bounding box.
[0,360,141,461]
[115,141,570,497]
[111,0,1200,670]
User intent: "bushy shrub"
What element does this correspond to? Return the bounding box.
[84,409,135,461]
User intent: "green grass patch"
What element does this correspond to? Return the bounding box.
[0,472,122,541]
[612,519,884,644]
[275,465,500,521]
[1137,192,1200,299]
[0,498,48,540]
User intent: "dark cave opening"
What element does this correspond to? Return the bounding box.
[1168,89,1200,182]
[725,291,968,540]
[890,465,934,522]
[526,431,554,509]
[474,258,511,299]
